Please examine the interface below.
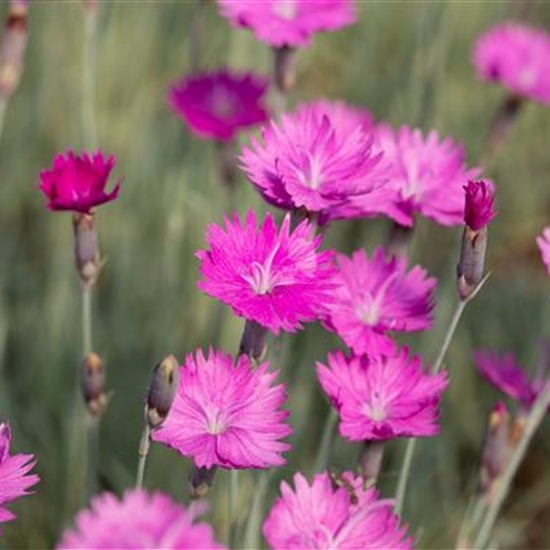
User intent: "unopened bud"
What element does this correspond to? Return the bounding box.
[146,354,179,428]
[358,441,385,487]
[81,352,107,417]
[73,213,101,288]
[273,45,297,94]
[239,320,268,364]
[189,465,217,499]
[0,1,28,100]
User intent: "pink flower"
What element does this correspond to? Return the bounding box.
[326,247,436,356]
[196,210,336,335]
[217,0,356,48]
[317,349,448,440]
[473,22,550,105]
[39,151,120,214]
[306,98,374,135]
[57,488,224,549]
[350,124,481,227]
[536,226,550,279]
[263,470,412,549]
[464,180,496,231]
[240,103,386,217]
[0,422,39,534]
[168,70,269,142]
[152,349,291,469]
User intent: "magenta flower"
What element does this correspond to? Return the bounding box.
[350,124,481,227]
[473,22,550,105]
[217,0,356,48]
[326,247,436,356]
[464,180,496,231]
[57,488,224,549]
[240,103,386,217]
[263,470,412,549]
[152,348,291,469]
[306,98,374,135]
[168,70,269,142]
[537,226,550,279]
[0,422,39,533]
[317,349,448,441]
[39,151,120,214]
[196,210,336,334]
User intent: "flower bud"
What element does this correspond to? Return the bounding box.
[273,45,297,94]
[239,320,268,364]
[146,355,179,428]
[189,465,217,499]
[73,213,101,289]
[81,352,107,417]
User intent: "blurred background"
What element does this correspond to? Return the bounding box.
[1,1,550,548]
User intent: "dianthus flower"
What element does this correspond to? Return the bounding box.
[305,99,374,135]
[473,22,550,105]
[326,247,435,356]
[536,226,550,279]
[196,210,336,334]
[0,422,39,534]
[464,180,496,231]
[263,470,412,549]
[168,70,269,142]
[39,150,120,214]
[152,349,291,469]
[217,0,355,48]
[57,488,224,549]
[317,349,448,441]
[240,103,386,217]
[350,124,481,227]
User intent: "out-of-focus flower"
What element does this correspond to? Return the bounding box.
[152,349,291,469]
[317,349,448,441]
[240,103,386,218]
[350,124,481,227]
[326,247,435,356]
[196,210,335,335]
[306,98,374,134]
[168,70,269,142]
[217,0,355,48]
[464,180,496,231]
[263,470,412,549]
[537,226,550,279]
[39,151,120,214]
[0,422,39,534]
[57,488,224,549]
[473,22,550,105]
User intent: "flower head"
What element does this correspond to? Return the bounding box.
[464,180,496,231]
[152,349,291,469]
[240,103,386,217]
[196,210,336,335]
[473,22,550,105]
[307,99,374,135]
[317,349,448,441]
[168,70,269,142]
[263,470,412,549]
[350,124,481,227]
[217,0,356,48]
[0,422,39,533]
[57,488,224,549]
[536,226,550,279]
[326,247,436,356]
[39,151,120,214]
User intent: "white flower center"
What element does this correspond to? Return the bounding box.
[354,272,398,326]
[364,392,387,422]
[273,0,298,20]
[242,243,281,295]
[206,410,226,435]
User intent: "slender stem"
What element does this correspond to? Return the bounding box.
[243,471,271,550]
[136,423,151,488]
[82,286,92,355]
[473,382,550,549]
[86,416,99,498]
[313,408,338,472]
[229,469,239,548]
[431,300,466,375]
[0,98,7,146]
[82,6,98,149]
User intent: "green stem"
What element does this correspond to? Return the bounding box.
[82,286,92,355]
[136,424,151,488]
[431,300,466,375]
[229,469,239,548]
[0,98,7,146]
[86,415,99,498]
[313,408,338,473]
[82,6,98,149]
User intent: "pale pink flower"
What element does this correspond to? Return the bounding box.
[152,348,291,469]
[168,70,269,142]
[326,247,436,356]
[57,488,224,549]
[317,349,448,441]
[263,470,412,549]
[217,0,356,48]
[464,180,496,231]
[537,226,550,279]
[473,22,550,105]
[304,99,374,135]
[0,422,39,534]
[196,210,336,334]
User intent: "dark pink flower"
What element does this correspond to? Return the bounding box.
[152,349,291,469]
[537,226,550,279]
[473,22,550,105]
[0,422,39,533]
[325,248,436,356]
[240,102,387,217]
[57,488,224,549]
[196,210,336,335]
[317,349,448,441]
[464,180,496,231]
[263,470,412,549]
[39,151,120,214]
[168,70,269,142]
[217,0,356,48]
